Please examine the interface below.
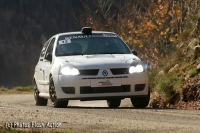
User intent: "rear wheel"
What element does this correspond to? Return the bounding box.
[34,82,48,106]
[107,99,121,108]
[131,87,150,108]
[49,77,68,108]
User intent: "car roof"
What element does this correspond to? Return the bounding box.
[56,31,116,36]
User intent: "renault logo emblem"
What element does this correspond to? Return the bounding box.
[102,70,108,76]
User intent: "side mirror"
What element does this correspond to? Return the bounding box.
[132,50,138,56]
[45,53,52,61]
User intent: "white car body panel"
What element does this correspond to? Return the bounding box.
[33,31,148,102]
[53,72,148,99]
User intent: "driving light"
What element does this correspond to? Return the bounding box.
[61,67,79,75]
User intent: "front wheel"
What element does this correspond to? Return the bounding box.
[49,77,68,108]
[131,88,150,108]
[34,82,48,106]
[107,99,121,108]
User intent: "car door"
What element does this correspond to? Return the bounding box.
[35,38,52,92]
[43,37,56,92]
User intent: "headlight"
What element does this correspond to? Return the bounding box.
[136,64,144,72]
[129,64,144,73]
[60,67,79,75]
[70,68,80,75]
[129,66,136,73]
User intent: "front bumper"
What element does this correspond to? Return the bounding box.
[52,72,148,100]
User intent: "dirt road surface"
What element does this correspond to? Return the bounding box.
[0,94,200,133]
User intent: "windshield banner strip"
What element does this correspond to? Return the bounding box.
[59,34,117,45]
[65,34,117,39]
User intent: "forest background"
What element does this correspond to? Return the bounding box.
[0,0,199,87]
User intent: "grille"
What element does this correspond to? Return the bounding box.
[110,68,129,75]
[80,85,130,94]
[79,69,99,75]
[82,76,128,79]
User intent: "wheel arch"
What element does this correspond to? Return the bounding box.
[32,78,36,85]
[49,73,53,81]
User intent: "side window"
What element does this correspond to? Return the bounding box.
[40,39,51,57]
[46,38,55,54]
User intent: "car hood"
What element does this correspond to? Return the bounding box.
[56,54,141,69]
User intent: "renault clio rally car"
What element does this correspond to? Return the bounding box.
[33,27,150,108]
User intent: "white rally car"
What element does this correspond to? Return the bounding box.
[33,27,149,108]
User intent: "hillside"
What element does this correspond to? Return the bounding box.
[149,11,200,109]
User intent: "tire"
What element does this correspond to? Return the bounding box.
[34,82,48,106]
[107,99,121,108]
[131,87,150,108]
[49,77,68,108]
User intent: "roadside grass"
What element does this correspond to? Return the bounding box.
[64,130,73,133]
[0,86,33,94]
[0,127,73,133]
[148,69,158,90]
[156,74,176,101]
[189,68,198,77]
[0,127,17,133]
[173,77,185,91]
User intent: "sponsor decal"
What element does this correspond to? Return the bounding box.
[91,79,121,87]
[103,34,117,37]
[99,80,113,86]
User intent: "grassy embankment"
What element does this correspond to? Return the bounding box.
[0,86,33,94]
[0,127,73,133]
[148,12,200,107]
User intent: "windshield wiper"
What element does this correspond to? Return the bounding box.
[108,52,125,54]
[57,52,83,56]
[85,52,98,55]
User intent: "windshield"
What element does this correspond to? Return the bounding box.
[56,34,131,56]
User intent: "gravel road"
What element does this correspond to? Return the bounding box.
[0,94,200,133]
